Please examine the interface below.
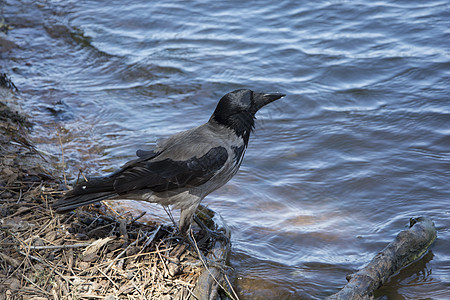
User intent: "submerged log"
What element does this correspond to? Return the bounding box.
[327,217,437,300]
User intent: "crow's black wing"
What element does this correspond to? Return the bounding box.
[119,149,159,170]
[113,146,228,194]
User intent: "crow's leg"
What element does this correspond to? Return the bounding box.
[193,214,230,245]
[179,203,199,237]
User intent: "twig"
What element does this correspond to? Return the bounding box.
[80,247,174,275]
[61,212,76,225]
[189,229,239,300]
[79,168,88,182]
[163,205,177,228]
[173,279,195,287]
[104,234,147,272]
[55,125,68,188]
[101,200,123,218]
[21,273,52,296]
[21,243,91,250]
[140,225,161,251]
[74,295,103,299]
[24,230,38,273]
[62,249,76,277]
[129,211,147,224]
[16,188,22,203]
[3,206,34,218]
[185,286,199,300]
[131,279,147,300]
[17,248,72,285]
[86,222,115,237]
[34,217,54,237]
[18,250,50,266]
[327,217,437,299]
[97,267,120,289]
[84,214,103,230]
[43,260,62,290]
[223,272,240,300]
[119,218,129,242]
[155,242,170,276]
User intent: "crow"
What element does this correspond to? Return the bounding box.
[53,89,285,236]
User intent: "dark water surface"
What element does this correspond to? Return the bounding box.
[3,0,449,298]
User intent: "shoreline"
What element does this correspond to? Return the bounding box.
[0,83,233,299]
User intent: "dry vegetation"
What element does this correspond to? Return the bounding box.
[0,81,233,299]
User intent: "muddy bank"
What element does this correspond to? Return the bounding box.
[0,81,233,299]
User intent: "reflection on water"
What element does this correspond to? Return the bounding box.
[3,0,449,298]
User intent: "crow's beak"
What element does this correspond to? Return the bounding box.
[253,92,286,111]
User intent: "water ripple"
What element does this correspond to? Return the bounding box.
[3,0,450,298]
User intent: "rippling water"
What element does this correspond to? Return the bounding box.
[3,0,449,298]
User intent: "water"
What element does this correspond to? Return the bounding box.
[2,0,449,298]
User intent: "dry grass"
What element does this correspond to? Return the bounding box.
[0,186,213,299]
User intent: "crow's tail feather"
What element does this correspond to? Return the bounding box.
[52,176,117,213]
[52,192,117,213]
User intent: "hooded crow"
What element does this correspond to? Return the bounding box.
[53,89,285,236]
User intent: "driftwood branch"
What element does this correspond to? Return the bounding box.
[191,207,234,300]
[327,216,437,300]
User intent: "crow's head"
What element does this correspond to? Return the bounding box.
[211,89,285,143]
